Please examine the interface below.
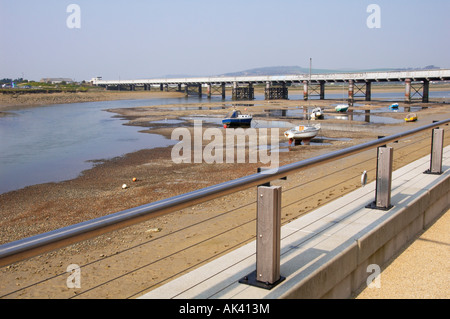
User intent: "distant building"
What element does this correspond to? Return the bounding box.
[90,77,102,83]
[40,78,74,84]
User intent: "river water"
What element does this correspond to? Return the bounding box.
[0,91,448,194]
[0,97,193,194]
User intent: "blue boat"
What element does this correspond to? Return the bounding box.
[389,103,399,110]
[222,110,252,128]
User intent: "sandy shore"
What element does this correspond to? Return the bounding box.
[0,91,449,298]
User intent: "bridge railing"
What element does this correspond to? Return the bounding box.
[92,69,450,86]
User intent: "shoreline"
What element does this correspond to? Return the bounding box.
[0,90,186,114]
[1,91,450,298]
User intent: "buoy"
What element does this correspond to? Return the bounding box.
[361,171,367,187]
[122,184,128,189]
[132,177,137,182]
[223,124,228,129]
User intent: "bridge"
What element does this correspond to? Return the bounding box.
[92,69,450,103]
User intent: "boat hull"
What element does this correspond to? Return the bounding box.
[284,125,320,145]
[389,103,399,109]
[222,118,252,128]
[405,113,418,122]
[335,104,349,112]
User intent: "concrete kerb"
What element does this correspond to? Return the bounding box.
[139,146,450,299]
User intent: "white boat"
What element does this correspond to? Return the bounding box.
[335,104,349,112]
[284,124,321,145]
[310,107,324,120]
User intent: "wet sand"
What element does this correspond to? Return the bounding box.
[0,90,449,298]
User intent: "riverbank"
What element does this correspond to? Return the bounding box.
[1,94,449,298]
[0,90,185,114]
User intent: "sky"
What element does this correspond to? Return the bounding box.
[0,0,449,81]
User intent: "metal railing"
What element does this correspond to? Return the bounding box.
[1,118,449,268]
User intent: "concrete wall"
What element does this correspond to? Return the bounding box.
[281,174,449,299]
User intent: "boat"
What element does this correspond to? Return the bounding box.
[310,107,324,120]
[222,110,252,128]
[405,113,418,122]
[223,111,252,128]
[389,103,399,110]
[335,104,349,112]
[284,124,321,145]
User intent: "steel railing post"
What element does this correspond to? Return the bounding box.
[425,128,444,175]
[367,146,394,210]
[239,186,285,289]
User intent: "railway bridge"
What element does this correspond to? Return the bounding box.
[92,69,450,103]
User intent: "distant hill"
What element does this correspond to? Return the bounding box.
[219,65,441,77]
[156,65,441,79]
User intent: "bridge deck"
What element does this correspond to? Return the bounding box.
[93,69,450,86]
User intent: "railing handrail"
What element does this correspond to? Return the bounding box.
[1,119,449,267]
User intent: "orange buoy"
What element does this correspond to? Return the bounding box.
[132,177,137,182]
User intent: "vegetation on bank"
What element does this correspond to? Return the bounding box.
[0,78,99,94]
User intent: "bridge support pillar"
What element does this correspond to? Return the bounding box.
[207,83,211,98]
[198,84,202,98]
[319,81,325,100]
[405,78,411,103]
[365,81,372,101]
[348,80,354,105]
[160,84,163,91]
[303,81,308,100]
[222,83,226,99]
[265,82,288,100]
[232,82,254,100]
[422,80,429,103]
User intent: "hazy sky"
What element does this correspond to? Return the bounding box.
[1,0,449,81]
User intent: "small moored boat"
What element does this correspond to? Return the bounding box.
[335,104,349,112]
[405,113,418,122]
[222,110,252,128]
[389,103,399,110]
[311,107,324,120]
[284,124,320,145]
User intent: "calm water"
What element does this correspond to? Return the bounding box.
[0,97,197,194]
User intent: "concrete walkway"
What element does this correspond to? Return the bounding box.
[355,208,449,299]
